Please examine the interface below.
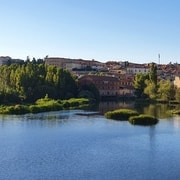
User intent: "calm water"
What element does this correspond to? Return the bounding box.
[0,107,180,180]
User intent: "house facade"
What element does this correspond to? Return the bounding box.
[119,75,134,96]
[78,75,120,97]
[174,64,180,88]
[126,63,150,75]
[45,57,105,72]
[78,75,134,98]
[0,56,11,65]
[0,56,24,65]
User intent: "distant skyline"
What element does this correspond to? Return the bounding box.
[0,0,180,64]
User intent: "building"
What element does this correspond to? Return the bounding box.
[45,57,105,72]
[126,63,150,75]
[0,56,24,65]
[174,64,180,88]
[0,56,11,65]
[78,75,134,98]
[78,75,120,97]
[119,75,134,96]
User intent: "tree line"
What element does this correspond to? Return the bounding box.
[0,62,79,103]
[0,60,100,104]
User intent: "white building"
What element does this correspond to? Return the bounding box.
[0,56,11,65]
[126,64,150,75]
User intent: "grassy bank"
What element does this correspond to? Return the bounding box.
[0,97,90,115]
[105,109,139,120]
[129,114,158,125]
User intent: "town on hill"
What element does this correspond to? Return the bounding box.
[44,56,180,98]
[0,56,180,101]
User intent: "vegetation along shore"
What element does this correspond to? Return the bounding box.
[0,58,179,116]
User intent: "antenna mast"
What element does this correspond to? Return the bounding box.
[158,54,160,64]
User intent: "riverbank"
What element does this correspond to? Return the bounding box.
[0,97,90,115]
[0,97,179,117]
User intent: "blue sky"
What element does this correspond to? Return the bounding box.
[0,0,180,64]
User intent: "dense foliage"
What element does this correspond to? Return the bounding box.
[133,63,157,98]
[133,63,179,102]
[0,63,78,103]
[133,73,149,98]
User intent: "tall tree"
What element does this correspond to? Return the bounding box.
[143,63,158,100]
[57,68,78,99]
[133,73,149,98]
[175,88,180,102]
[144,80,157,99]
[158,80,175,101]
[149,63,157,85]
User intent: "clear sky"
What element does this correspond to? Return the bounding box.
[0,0,180,64]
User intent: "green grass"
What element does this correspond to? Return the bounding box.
[0,98,90,115]
[0,104,29,115]
[105,109,139,121]
[129,114,158,125]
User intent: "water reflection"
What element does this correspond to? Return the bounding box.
[173,116,180,130]
[148,125,157,151]
[0,110,84,128]
[97,101,135,114]
[97,100,179,119]
[0,110,104,129]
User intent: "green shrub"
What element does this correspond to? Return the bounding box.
[105,109,139,120]
[0,106,13,114]
[67,98,89,106]
[29,105,41,113]
[36,99,57,106]
[62,101,70,108]
[29,102,63,114]
[35,94,50,103]
[68,100,79,107]
[0,105,29,115]
[0,98,89,115]
[14,105,29,114]
[129,114,158,125]
[61,98,89,109]
[172,110,180,115]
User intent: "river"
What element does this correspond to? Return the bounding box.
[0,103,180,180]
